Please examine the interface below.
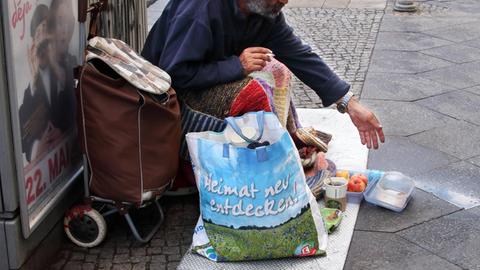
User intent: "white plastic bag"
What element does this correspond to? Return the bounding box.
[186,111,328,262]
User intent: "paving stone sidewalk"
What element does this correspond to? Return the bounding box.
[50,0,480,269]
[348,0,480,269]
[284,8,383,108]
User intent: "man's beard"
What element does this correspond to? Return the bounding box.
[245,0,284,19]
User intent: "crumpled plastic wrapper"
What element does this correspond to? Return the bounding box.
[320,208,344,234]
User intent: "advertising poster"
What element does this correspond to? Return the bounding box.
[2,0,82,237]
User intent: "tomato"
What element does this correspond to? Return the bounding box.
[350,173,368,186]
[348,178,366,192]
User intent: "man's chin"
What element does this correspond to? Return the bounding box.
[258,11,281,19]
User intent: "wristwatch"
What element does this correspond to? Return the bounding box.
[336,91,354,114]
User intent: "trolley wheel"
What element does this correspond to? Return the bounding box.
[64,205,107,248]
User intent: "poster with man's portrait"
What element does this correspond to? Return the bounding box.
[2,0,82,236]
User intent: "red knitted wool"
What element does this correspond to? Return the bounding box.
[229,79,272,116]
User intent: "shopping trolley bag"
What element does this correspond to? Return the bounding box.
[77,37,181,205]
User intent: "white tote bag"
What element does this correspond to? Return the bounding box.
[186,111,328,262]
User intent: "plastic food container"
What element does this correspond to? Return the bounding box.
[364,171,415,212]
[343,169,384,203]
[347,190,364,202]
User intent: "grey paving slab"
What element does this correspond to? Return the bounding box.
[421,44,480,64]
[467,156,480,168]
[344,231,462,270]
[375,32,452,51]
[398,207,480,270]
[464,85,480,96]
[463,38,480,49]
[361,72,456,101]
[369,51,452,74]
[413,161,480,208]
[419,61,480,89]
[362,99,455,136]
[445,0,480,14]
[410,121,480,160]
[355,189,460,233]
[367,136,459,175]
[379,15,478,33]
[415,90,480,126]
[422,22,480,43]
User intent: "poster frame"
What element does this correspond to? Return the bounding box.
[1,0,83,238]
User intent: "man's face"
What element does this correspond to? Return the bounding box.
[33,20,49,68]
[246,0,287,19]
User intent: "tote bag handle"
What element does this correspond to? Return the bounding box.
[224,112,269,162]
[225,111,265,144]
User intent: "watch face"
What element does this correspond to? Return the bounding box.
[337,104,347,113]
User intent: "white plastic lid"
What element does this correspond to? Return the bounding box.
[364,171,415,212]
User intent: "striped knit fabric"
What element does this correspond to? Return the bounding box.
[179,102,227,160]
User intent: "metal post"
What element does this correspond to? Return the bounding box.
[394,0,417,12]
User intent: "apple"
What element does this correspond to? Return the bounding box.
[351,173,368,186]
[348,178,366,192]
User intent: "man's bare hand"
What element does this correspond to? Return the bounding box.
[239,47,272,75]
[29,21,48,79]
[347,98,385,149]
[36,122,63,158]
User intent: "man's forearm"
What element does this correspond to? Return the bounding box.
[166,56,244,91]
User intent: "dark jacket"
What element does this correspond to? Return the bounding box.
[142,0,350,106]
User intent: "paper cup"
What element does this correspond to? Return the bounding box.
[324,177,348,211]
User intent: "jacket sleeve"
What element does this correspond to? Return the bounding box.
[150,16,244,91]
[19,85,34,162]
[263,13,350,107]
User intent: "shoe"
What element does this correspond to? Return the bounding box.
[295,127,331,153]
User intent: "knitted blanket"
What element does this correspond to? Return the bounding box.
[174,59,299,191]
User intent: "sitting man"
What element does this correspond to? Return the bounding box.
[142,0,385,185]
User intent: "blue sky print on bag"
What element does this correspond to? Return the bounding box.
[198,132,309,229]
